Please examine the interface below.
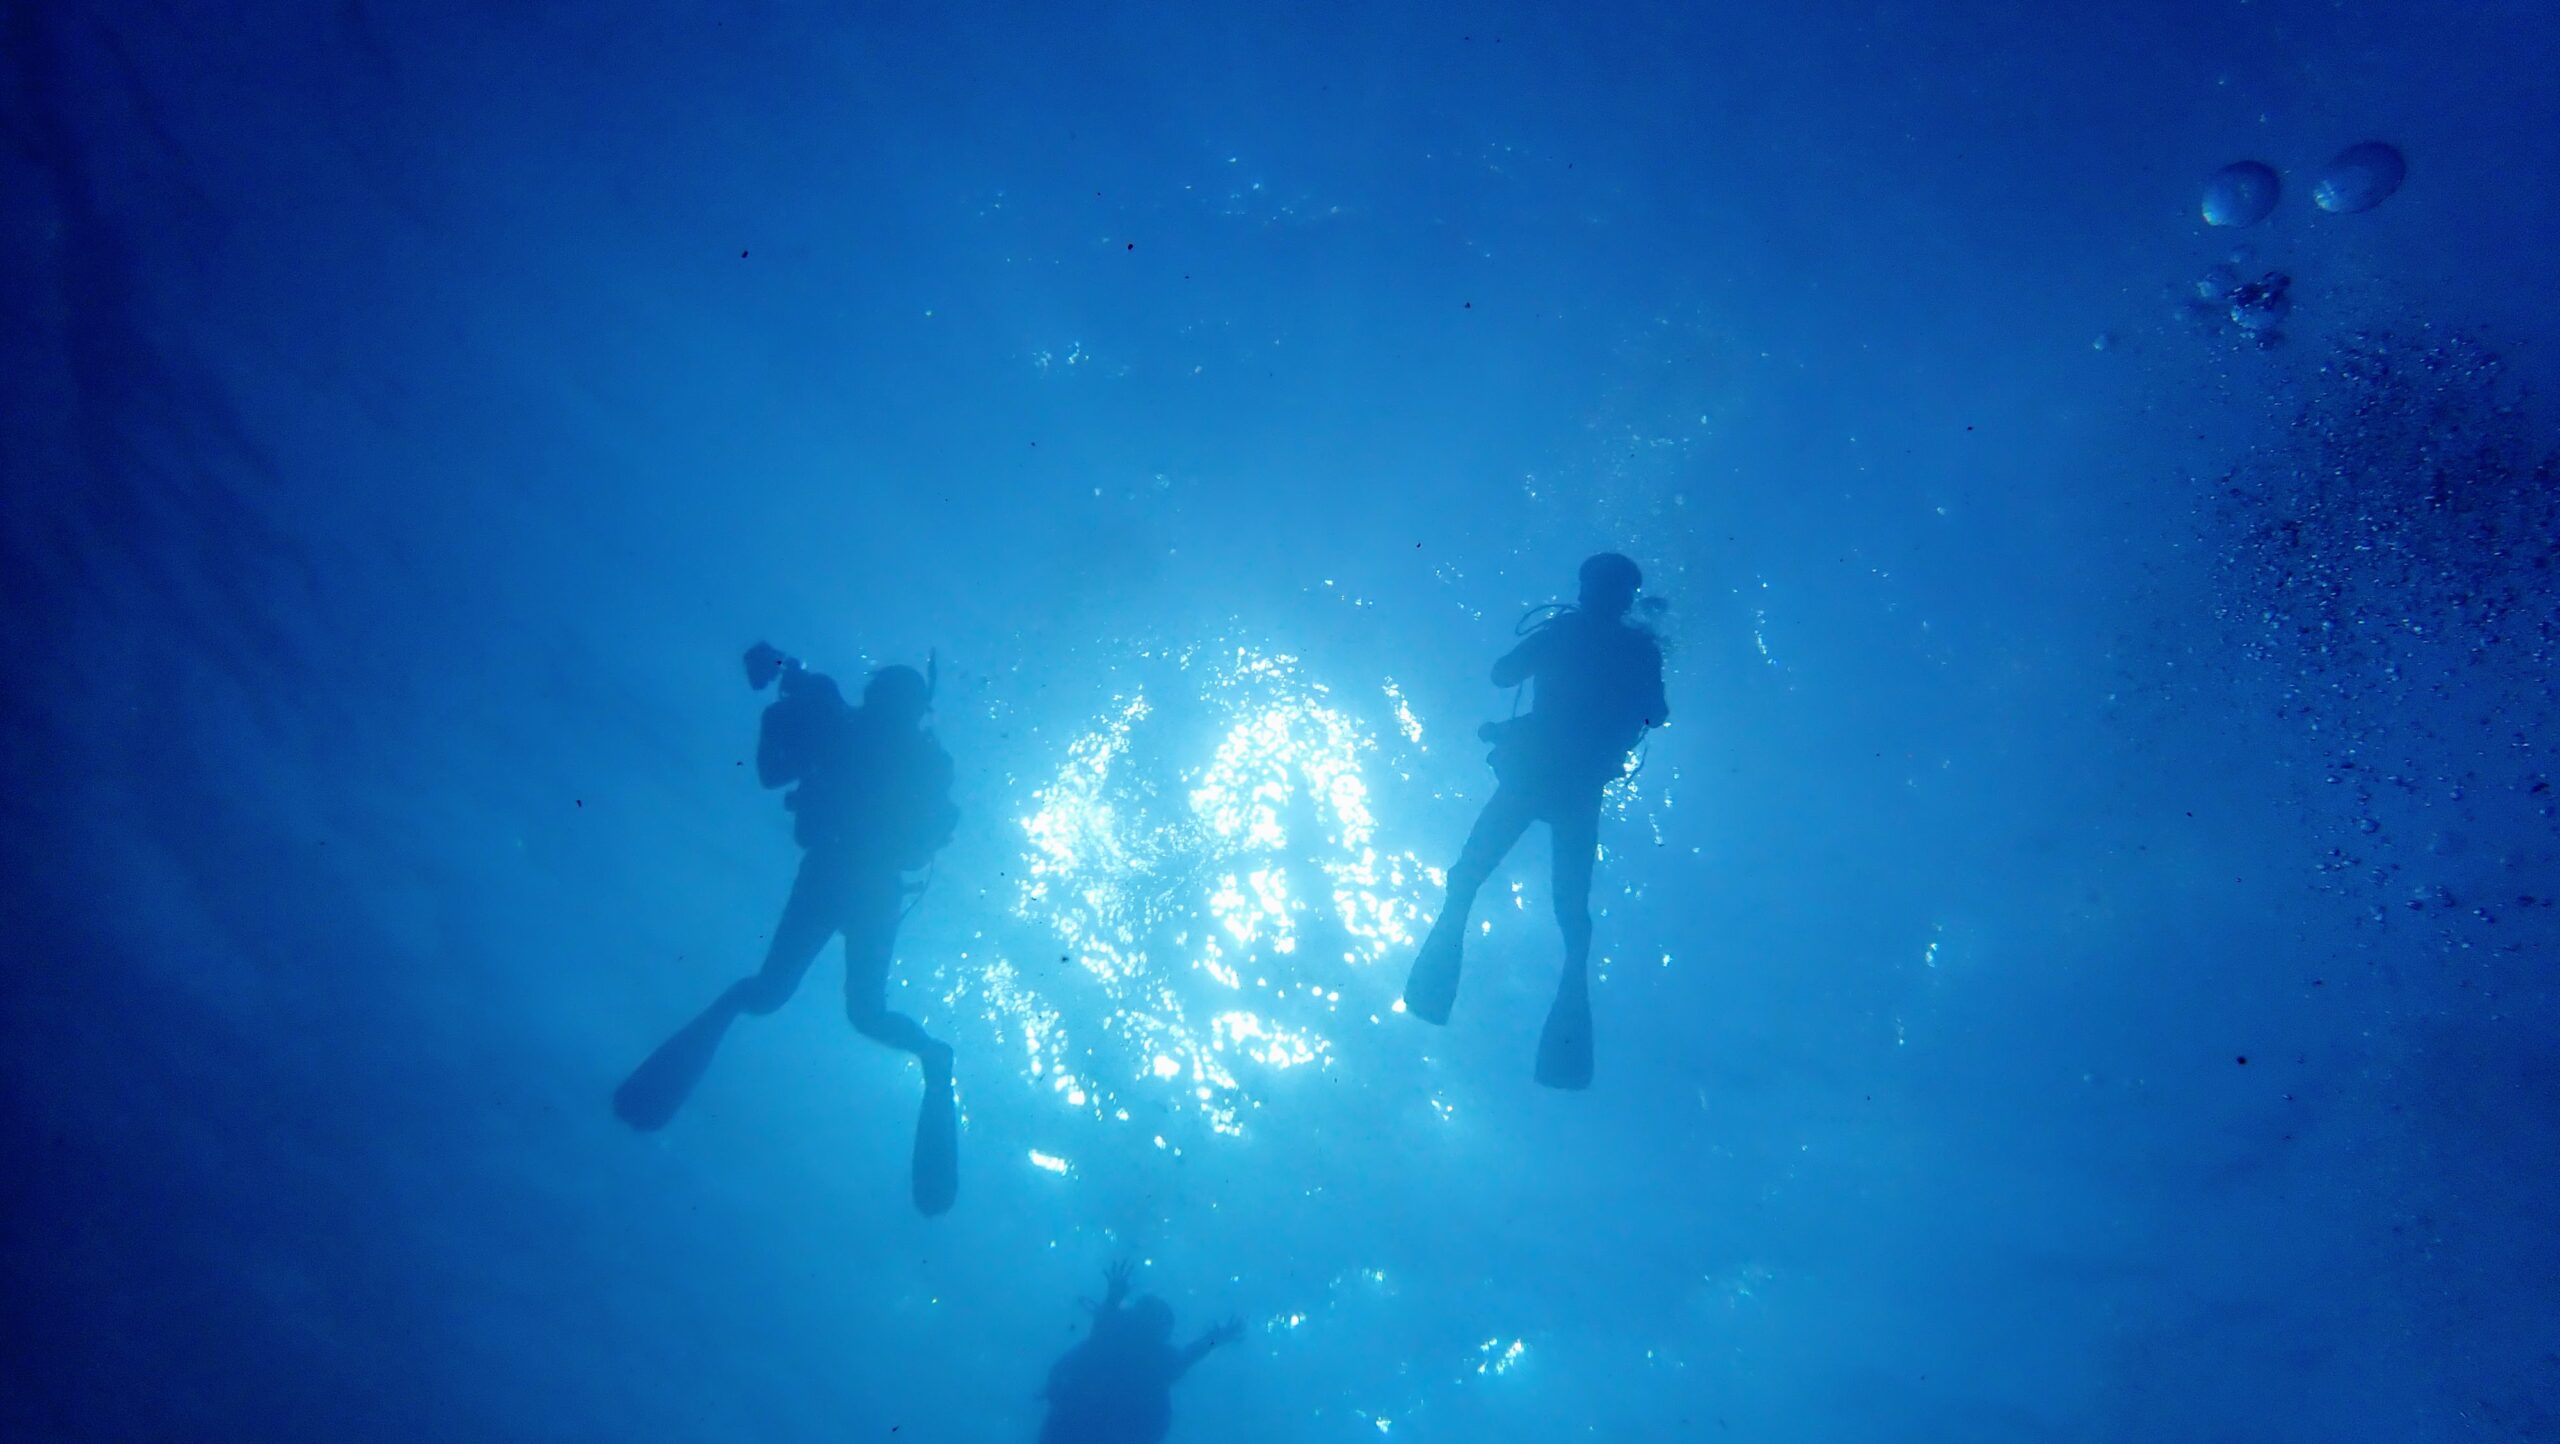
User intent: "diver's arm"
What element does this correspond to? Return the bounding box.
[1489,627,1553,688]
[782,665,839,699]
[753,670,840,788]
[754,701,799,788]
[1171,1318,1244,1379]
[1096,1259,1134,1314]
[1642,646,1670,729]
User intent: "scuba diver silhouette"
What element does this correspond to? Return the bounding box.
[1038,1261,1242,1444]
[614,642,963,1214]
[1403,553,1668,1089]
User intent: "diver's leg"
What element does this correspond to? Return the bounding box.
[1534,798,1601,1090]
[1433,783,1525,942]
[1442,787,1537,929]
[842,873,950,1072]
[1404,787,1535,1024]
[612,858,839,1129]
[840,872,962,1215]
[1548,800,1599,972]
[717,857,841,1015]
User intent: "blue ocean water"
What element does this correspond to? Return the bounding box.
[6,2,2558,1439]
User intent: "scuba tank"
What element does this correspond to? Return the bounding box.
[1476,594,1670,783]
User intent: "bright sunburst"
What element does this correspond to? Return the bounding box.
[995,644,1433,1137]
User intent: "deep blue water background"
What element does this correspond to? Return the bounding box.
[7,2,2559,1440]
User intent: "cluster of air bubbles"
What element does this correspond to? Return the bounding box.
[2198,142,2405,227]
[2204,332,2560,955]
[2181,144,2403,345]
[2226,272,2292,337]
[2184,255,2293,346]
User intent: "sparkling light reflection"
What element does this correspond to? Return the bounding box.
[1000,645,1432,1138]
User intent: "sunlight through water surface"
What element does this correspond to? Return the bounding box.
[983,645,1437,1140]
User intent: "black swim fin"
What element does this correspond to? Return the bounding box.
[1402,923,1463,1026]
[1533,969,1593,1091]
[613,998,739,1131]
[911,1061,959,1216]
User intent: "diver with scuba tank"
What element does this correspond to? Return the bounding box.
[614,641,963,1214]
[1403,553,1669,1089]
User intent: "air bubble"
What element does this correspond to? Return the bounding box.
[2202,161,2282,227]
[2312,141,2406,214]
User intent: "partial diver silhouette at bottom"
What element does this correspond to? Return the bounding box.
[1038,1261,1241,1444]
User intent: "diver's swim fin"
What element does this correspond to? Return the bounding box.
[1403,924,1463,1026]
[911,1063,959,1216]
[1533,970,1593,1091]
[613,998,737,1131]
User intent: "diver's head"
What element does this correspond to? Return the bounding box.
[1128,1296,1175,1343]
[1577,552,1642,617]
[864,664,932,721]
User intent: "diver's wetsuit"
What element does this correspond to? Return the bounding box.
[734,681,951,1060]
[612,668,953,1139]
[734,851,933,1052]
[1402,598,1666,1086]
[1434,607,1668,969]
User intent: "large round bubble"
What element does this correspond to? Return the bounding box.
[2312,141,2406,214]
[2201,161,2282,227]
